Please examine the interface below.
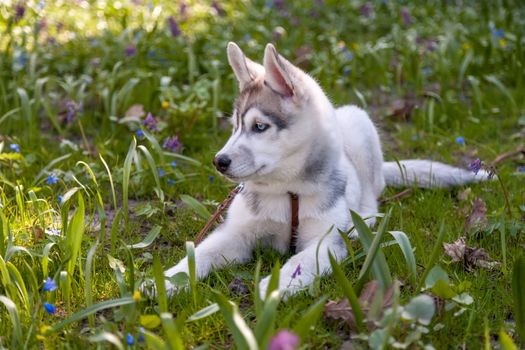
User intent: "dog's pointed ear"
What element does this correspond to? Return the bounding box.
[263,43,294,97]
[227,42,263,90]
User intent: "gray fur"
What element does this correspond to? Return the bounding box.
[302,145,330,181]
[321,169,347,211]
[241,191,261,214]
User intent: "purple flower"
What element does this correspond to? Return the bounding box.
[125,44,137,57]
[171,160,177,168]
[211,0,226,16]
[455,136,465,145]
[43,277,58,292]
[360,3,372,18]
[345,52,353,61]
[422,66,432,77]
[400,7,412,26]
[179,1,188,19]
[46,174,59,185]
[66,100,76,124]
[163,136,181,152]
[273,0,286,11]
[268,329,300,350]
[291,264,301,279]
[136,129,145,139]
[126,333,134,345]
[9,143,20,153]
[167,16,181,37]
[143,112,157,132]
[468,158,482,175]
[158,168,165,177]
[44,302,56,315]
[14,3,25,22]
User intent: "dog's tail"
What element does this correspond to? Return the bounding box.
[382,159,492,188]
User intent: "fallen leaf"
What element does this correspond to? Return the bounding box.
[465,197,488,233]
[457,188,471,202]
[324,280,396,332]
[443,236,499,270]
[125,104,145,118]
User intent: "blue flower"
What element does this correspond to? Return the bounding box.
[44,302,56,315]
[66,100,76,124]
[43,277,58,292]
[46,175,59,185]
[126,333,134,345]
[136,129,144,139]
[455,136,465,145]
[138,327,145,343]
[57,195,63,203]
[167,179,176,187]
[170,160,177,168]
[208,175,215,183]
[9,143,20,153]
[158,168,165,177]
[490,26,505,39]
[345,52,353,61]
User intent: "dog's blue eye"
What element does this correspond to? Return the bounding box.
[253,122,269,133]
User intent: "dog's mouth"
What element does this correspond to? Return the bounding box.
[222,165,267,182]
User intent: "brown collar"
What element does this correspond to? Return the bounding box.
[195,184,300,253]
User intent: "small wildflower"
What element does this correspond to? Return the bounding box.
[43,277,58,292]
[468,158,482,175]
[40,325,50,335]
[168,179,176,187]
[138,327,145,343]
[208,175,215,183]
[462,42,472,51]
[360,2,372,18]
[400,7,412,26]
[14,3,25,22]
[58,195,63,203]
[517,165,525,173]
[345,52,353,61]
[455,136,465,145]
[66,100,76,124]
[167,16,181,37]
[136,129,145,139]
[343,66,351,75]
[9,143,20,153]
[126,333,134,346]
[422,66,432,77]
[44,302,56,315]
[211,0,226,16]
[161,100,169,109]
[125,44,137,57]
[132,290,141,301]
[163,136,181,152]
[268,329,300,350]
[143,112,158,132]
[179,1,188,19]
[171,160,177,168]
[498,38,508,48]
[243,34,252,42]
[490,26,505,39]
[337,41,346,51]
[46,174,59,185]
[291,264,301,279]
[158,168,165,177]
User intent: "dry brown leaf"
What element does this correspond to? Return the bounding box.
[324,280,396,332]
[443,236,499,270]
[465,197,488,233]
[125,104,145,118]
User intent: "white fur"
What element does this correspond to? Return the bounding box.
[154,43,490,299]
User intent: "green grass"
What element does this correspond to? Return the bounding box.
[0,0,524,348]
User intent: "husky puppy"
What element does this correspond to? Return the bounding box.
[160,42,490,297]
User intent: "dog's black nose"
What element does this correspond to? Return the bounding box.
[213,154,231,172]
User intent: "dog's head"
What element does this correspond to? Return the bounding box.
[214,42,334,183]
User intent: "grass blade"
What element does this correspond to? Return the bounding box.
[0,295,23,347]
[389,230,417,286]
[123,137,137,229]
[416,221,446,292]
[180,195,211,221]
[127,225,161,249]
[293,295,328,340]
[328,252,365,333]
[187,303,220,322]
[186,241,197,305]
[138,145,165,202]
[254,290,280,348]
[153,254,168,313]
[89,332,124,350]
[512,256,525,342]
[85,241,99,328]
[160,312,184,350]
